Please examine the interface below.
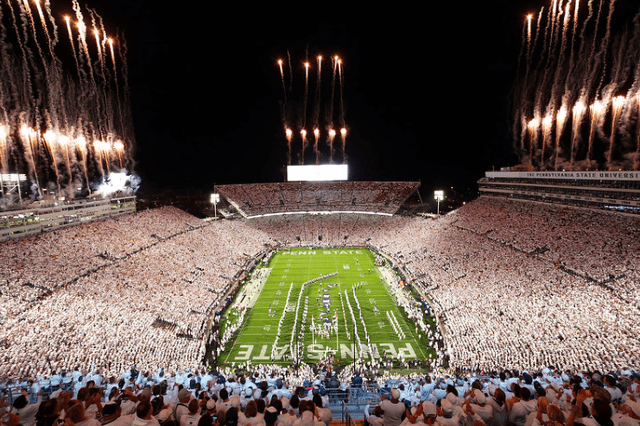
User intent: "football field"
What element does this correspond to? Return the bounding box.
[219,247,433,366]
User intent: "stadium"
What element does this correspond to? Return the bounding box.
[3,0,640,425]
[2,172,640,415]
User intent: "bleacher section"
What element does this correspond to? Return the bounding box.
[217,181,420,217]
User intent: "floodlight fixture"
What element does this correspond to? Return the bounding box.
[211,193,220,218]
[434,190,444,216]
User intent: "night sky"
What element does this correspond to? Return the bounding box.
[80,1,570,197]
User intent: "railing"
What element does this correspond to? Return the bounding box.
[0,381,75,405]
[342,400,358,426]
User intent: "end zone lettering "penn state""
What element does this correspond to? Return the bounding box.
[232,342,416,361]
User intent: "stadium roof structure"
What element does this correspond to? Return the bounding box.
[216,181,420,218]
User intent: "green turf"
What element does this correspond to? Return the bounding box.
[218,247,434,366]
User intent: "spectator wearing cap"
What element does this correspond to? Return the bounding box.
[223,407,238,426]
[66,402,101,426]
[174,389,192,424]
[204,399,216,417]
[263,407,278,426]
[380,389,406,426]
[100,401,127,426]
[470,389,493,424]
[437,399,464,426]
[421,401,437,426]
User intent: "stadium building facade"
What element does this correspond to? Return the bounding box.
[0,196,136,241]
[478,170,640,214]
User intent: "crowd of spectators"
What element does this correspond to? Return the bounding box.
[216,182,419,216]
[0,207,271,379]
[1,196,639,394]
[4,363,640,426]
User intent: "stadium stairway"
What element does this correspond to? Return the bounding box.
[330,419,366,426]
[329,391,378,421]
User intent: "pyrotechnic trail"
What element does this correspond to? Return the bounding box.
[513,0,640,170]
[300,129,307,165]
[65,16,80,74]
[554,106,567,170]
[608,95,625,165]
[0,0,136,200]
[43,130,62,192]
[541,114,553,167]
[302,62,309,164]
[329,129,336,164]
[329,55,337,157]
[278,59,286,104]
[341,128,347,164]
[0,126,8,172]
[276,51,347,166]
[587,100,604,163]
[33,0,54,59]
[314,56,322,163]
[569,101,586,167]
[314,128,320,165]
[528,118,539,161]
[338,58,346,162]
[635,96,640,171]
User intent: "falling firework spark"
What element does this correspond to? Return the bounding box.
[0,125,8,172]
[43,130,62,192]
[277,52,347,166]
[0,0,135,201]
[340,127,347,164]
[607,95,625,166]
[313,56,322,162]
[514,0,640,170]
[570,101,586,167]
[300,129,307,165]
[527,118,540,162]
[554,105,568,170]
[587,100,604,162]
[541,114,553,167]
[114,140,124,168]
[328,129,336,164]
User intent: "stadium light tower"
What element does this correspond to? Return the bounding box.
[210,193,220,218]
[434,190,444,216]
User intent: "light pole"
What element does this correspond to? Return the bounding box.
[434,190,444,216]
[210,193,219,218]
